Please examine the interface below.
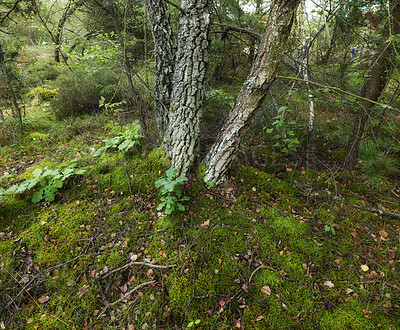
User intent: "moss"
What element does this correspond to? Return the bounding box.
[320,299,368,329]
[166,271,192,314]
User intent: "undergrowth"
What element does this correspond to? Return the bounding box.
[1,109,399,329]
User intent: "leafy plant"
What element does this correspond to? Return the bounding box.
[324,224,337,236]
[266,106,300,154]
[94,123,143,157]
[187,319,201,328]
[359,140,398,188]
[155,168,189,215]
[0,160,85,203]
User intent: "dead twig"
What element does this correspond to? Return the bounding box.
[97,280,156,318]
[100,261,176,279]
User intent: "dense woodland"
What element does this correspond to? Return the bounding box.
[0,0,399,328]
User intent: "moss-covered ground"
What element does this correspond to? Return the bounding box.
[1,108,399,330]
[1,43,399,330]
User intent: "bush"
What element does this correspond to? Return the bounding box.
[51,66,123,119]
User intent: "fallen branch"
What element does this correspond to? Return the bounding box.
[97,280,156,318]
[248,264,278,286]
[101,261,176,278]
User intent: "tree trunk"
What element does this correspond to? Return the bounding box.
[0,44,22,126]
[163,0,211,177]
[343,1,400,170]
[298,0,315,160]
[204,0,301,185]
[145,0,175,137]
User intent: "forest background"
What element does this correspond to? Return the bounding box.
[0,0,399,328]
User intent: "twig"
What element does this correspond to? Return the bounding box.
[6,249,93,308]
[101,261,176,278]
[97,280,156,318]
[248,265,278,286]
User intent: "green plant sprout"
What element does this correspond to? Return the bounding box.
[94,122,143,157]
[187,319,201,328]
[0,160,85,203]
[155,168,189,215]
[324,224,337,236]
[266,106,300,154]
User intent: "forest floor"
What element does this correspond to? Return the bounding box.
[1,44,400,330]
[1,105,399,329]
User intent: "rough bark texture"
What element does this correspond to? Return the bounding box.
[0,44,22,125]
[145,0,175,137]
[344,1,400,170]
[163,0,211,177]
[204,0,301,185]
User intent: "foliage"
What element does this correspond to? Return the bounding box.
[359,140,398,187]
[26,85,58,102]
[155,168,189,215]
[266,106,300,154]
[94,122,143,157]
[0,160,85,202]
[51,65,122,119]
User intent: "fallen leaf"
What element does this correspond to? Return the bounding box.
[346,288,354,294]
[38,295,50,304]
[261,285,271,295]
[255,315,264,321]
[242,283,249,293]
[200,220,210,227]
[130,254,138,261]
[361,265,369,272]
[323,281,334,288]
[27,318,34,324]
[379,230,388,238]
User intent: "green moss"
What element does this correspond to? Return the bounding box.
[320,299,368,329]
[166,271,192,314]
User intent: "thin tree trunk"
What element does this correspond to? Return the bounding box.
[204,0,301,185]
[0,44,22,126]
[344,1,400,170]
[145,0,175,138]
[107,3,148,138]
[163,0,211,177]
[299,0,315,160]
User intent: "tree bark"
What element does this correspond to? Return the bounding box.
[145,0,175,137]
[298,0,316,160]
[343,1,400,170]
[0,44,22,126]
[204,0,301,185]
[163,0,211,177]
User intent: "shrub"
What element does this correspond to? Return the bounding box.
[51,66,122,119]
[359,140,398,187]
[27,85,58,103]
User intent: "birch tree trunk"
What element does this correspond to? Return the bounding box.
[204,0,301,185]
[298,0,315,159]
[344,1,400,170]
[145,0,175,137]
[163,0,211,177]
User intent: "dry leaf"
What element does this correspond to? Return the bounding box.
[323,281,334,288]
[130,254,138,261]
[261,285,271,295]
[252,187,256,192]
[38,295,50,304]
[242,283,249,293]
[361,265,369,272]
[379,230,388,238]
[200,220,210,227]
[346,288,354,294]
[255,315,264,321]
